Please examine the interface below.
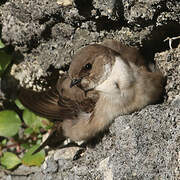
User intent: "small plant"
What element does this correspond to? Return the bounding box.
[0,99,53,169]
[0,39,53,169]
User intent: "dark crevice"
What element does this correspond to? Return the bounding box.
[150,0,170,25]
[5,0,178,55]
[26,14,65,53]
[34,66,60,88]
[0,46,24,99]
[95,16,125,32]
[60,64,70,72]
[33,63,70,89]
[41,14,64,41]
[0,0,7,6]
[41,24,53,41]
[140,23,180,62]
[113,0,125,20]
[26,35,41,54]
[93,0,126,32]
[39,14,65,41]
[21,1,126,52]
[74,0,93,17]
[0,25,2,37]
[74,0,126,32]
[39,12,64,25]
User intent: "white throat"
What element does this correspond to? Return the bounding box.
[95,56,135,94]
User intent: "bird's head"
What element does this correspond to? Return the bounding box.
[68,44,117,91]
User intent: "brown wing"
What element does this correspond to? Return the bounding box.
[19,73,99,120]
[19,87,79,120]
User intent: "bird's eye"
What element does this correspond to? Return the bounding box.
[85,63,92,70]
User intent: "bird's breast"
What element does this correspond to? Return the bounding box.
[95,56,135,94]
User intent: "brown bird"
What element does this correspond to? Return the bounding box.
[19,39,165,154]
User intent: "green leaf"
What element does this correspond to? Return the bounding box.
[36,139,42,145]
[1,139,7,146]
[23,109,52,132]
[15,99,25,110]
[22,144,45,166]
[0,152,21,169]
[21,143,30,150]
[23,109,41,133]
[0,110,22,137]
[0,40,5,49]
[24,127,34,135]
[0,50,12,76]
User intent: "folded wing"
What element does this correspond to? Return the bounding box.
[19,88,79,120]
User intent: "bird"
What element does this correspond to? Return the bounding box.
[19,39,165,154]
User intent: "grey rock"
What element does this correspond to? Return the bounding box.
[58,159,73,171]
[4,165,39,176]
[30,172,44,180]
[73,165,88,176]
[122,0,164,25]
[155,45,180,102]
[4,175,12,180]
[98,157,113,180]
[110,104,180,179]
[93,0,123,20]
[171,95,180,108]
[42,157,58,174]
[166,0,180,13]
[1,0,63,51]
[1,0,180,179]
[54,147,80,161]
[157,12,180,26]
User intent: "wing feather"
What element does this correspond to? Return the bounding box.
[19,88,79,120]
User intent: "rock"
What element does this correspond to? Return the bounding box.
[1,165,39,176]
[98,157,113,180]
[122,0,163,25]
[58,158,73,171]
[110,104,180,179]
[171,95,180,107]
[53,147,81,160]
[93,0,123,20]
[57,0,73,7]
[41,157,58,173]
[155,45,180,102]
[0,0,180,179]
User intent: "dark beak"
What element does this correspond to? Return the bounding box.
[70,78,81,88]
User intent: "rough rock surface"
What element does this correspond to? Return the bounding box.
[0,0,180,179]
[156,45,180,102]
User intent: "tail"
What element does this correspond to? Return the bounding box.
[33,122,66,154]
[19,88,78,120]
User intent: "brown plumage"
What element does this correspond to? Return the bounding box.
[19,39,166,153]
